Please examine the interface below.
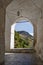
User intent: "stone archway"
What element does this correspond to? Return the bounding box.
[10,17,34,50]
[5,0,37,52]
[4,0,43,62]
[4,1,41,60]
[5,16,36,52]
[0,0,43,64]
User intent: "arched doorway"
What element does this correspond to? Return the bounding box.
[10,20,34,50]
[5,0,37,52]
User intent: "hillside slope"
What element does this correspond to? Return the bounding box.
[14,31,33,48]
[17,31,33,39]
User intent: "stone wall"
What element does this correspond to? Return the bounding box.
[0,0,12,64]
[5,0,43,60]
[0,0,43,62]
[0,7,5,64]
[5,0,37,52]
[35,19,43,60]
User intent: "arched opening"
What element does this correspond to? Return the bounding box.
[10,20,34,49]
[4,1,42,65]
[5,0,37,52]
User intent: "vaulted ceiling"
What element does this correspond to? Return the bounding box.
[6,0,43,23]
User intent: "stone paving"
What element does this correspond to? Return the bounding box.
[5,53,43,65]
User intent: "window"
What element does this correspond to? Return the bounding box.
[10,20,34,49]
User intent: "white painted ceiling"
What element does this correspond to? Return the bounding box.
[6,0,43,22]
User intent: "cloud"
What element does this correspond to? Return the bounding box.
[30,33,33,36]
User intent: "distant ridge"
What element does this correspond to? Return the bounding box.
[16,31,33,40]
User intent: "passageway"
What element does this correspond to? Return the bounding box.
[5,53,43,65]
[0,0,43,65]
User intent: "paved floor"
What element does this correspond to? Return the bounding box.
[5,53,43,65]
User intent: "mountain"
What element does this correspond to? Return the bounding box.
[16,31,33,40]
[14,31,34,48]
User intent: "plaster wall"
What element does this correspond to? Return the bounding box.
[5,0,37,52]
[0,8,5,64]
[0,0,43,63]
[5,0,43,60]
[35,19,43,60]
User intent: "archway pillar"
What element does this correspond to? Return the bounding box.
[31,19,37,48]
[33,23,37,47]
[0,0,12,64]
[35,18,43,60]
[0,7,5,64]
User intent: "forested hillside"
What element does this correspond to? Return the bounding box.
[14,31,33,48]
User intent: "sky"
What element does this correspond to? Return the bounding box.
[14,20,34,36]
